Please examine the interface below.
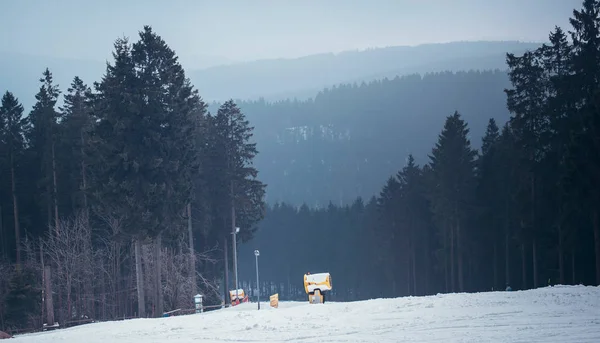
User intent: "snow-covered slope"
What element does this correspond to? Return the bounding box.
[14,285,600,342]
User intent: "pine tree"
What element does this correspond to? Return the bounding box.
[90,36,148,317]
[568,0,600,285]
[505,49,548,289]
[0,92,28,267]
[428,111,477,292]
[207,100,266,302]
[131,25,206,316]
[477,118,502,289]
[396,154,430,295]
[59,76,93,216]
[539,26,575,285]
[27,69,62,234]
[376,176,401,295]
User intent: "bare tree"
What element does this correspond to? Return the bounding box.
[94,206,127,319]
[43,212,92,323]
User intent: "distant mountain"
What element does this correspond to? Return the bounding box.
[189,41,541,102]
[222,70,513,206]
[1,41,540,111]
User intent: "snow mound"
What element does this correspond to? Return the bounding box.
[13,285,600,342]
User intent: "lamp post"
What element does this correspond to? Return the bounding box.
[254,249,260,310]
[232,227,240,302]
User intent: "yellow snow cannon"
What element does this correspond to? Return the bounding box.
[303,272,332,304]
[229,289,247,306]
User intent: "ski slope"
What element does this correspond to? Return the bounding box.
[13,285,600,342]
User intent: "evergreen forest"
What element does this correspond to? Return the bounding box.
[1,0,600,334]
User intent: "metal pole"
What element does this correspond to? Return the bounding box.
[233,227,239,302]
[254,250,260,310]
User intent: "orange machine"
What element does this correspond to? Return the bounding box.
[303,272,332,304]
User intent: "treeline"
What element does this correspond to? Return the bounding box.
[239,1,600,300]
[0,26,266,332]
[211,69,512,207]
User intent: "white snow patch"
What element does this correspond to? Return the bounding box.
[13,285,600,342]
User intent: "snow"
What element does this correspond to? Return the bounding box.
[13,285,600,342]
[305,272,332,292]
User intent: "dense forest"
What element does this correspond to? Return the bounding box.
[1,0,600,336]
[237,1,600,301]
[215,69,512,206]
[0,26,266,331]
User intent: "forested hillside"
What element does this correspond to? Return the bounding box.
[213,70,512,206]
[237,1,600,302]
[194,41,538,101]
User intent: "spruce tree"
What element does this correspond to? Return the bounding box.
[207,100,266,301]
[568,0,600,285]
[27,69,62,234]
[59,76,93,215]
[505,49,548,289]
[131,25,205,316]
[0,92,28,267]
[477,118,502,289]
[91,36,148,317]
[428,111,477,292]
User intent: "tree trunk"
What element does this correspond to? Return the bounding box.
[493,241,498,290]
[40,241,45,322]
[424,228,430,295]
[44,266,55,325]
[406,220,412,295]
[530,173,536,288]
[457,218,464,292]
[593,209,600,286]
[412,244,417,296]
[558,223,565,285]
[521,242,527,290]
[52,141,59,232]
[187,204,197,293]
[47,194,52,233]
[444,220,449,293]
[505,223,511,286]
[67,274,72,320]
[223,235,229,306]
[102,264,107,319]
[80,130,89,211]
[406,248,411,295]
[571,249,576,285]
[450,220,456,292]
[0,205,4,260]
[504,195,511,287]
[134,239,145,317]
[10,151,21,267]
[154,234,163,317]
[532,238,538,288]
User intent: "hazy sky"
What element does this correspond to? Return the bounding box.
[0,0,583,68]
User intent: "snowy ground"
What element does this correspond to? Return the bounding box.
[13,285,600,342]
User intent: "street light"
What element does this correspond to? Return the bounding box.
[232,227,240,303]
[254,249,260,310]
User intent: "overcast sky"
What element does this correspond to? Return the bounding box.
[0,0,583,68]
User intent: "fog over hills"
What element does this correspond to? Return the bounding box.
[0,40,540,111]
[190,40,540,101]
